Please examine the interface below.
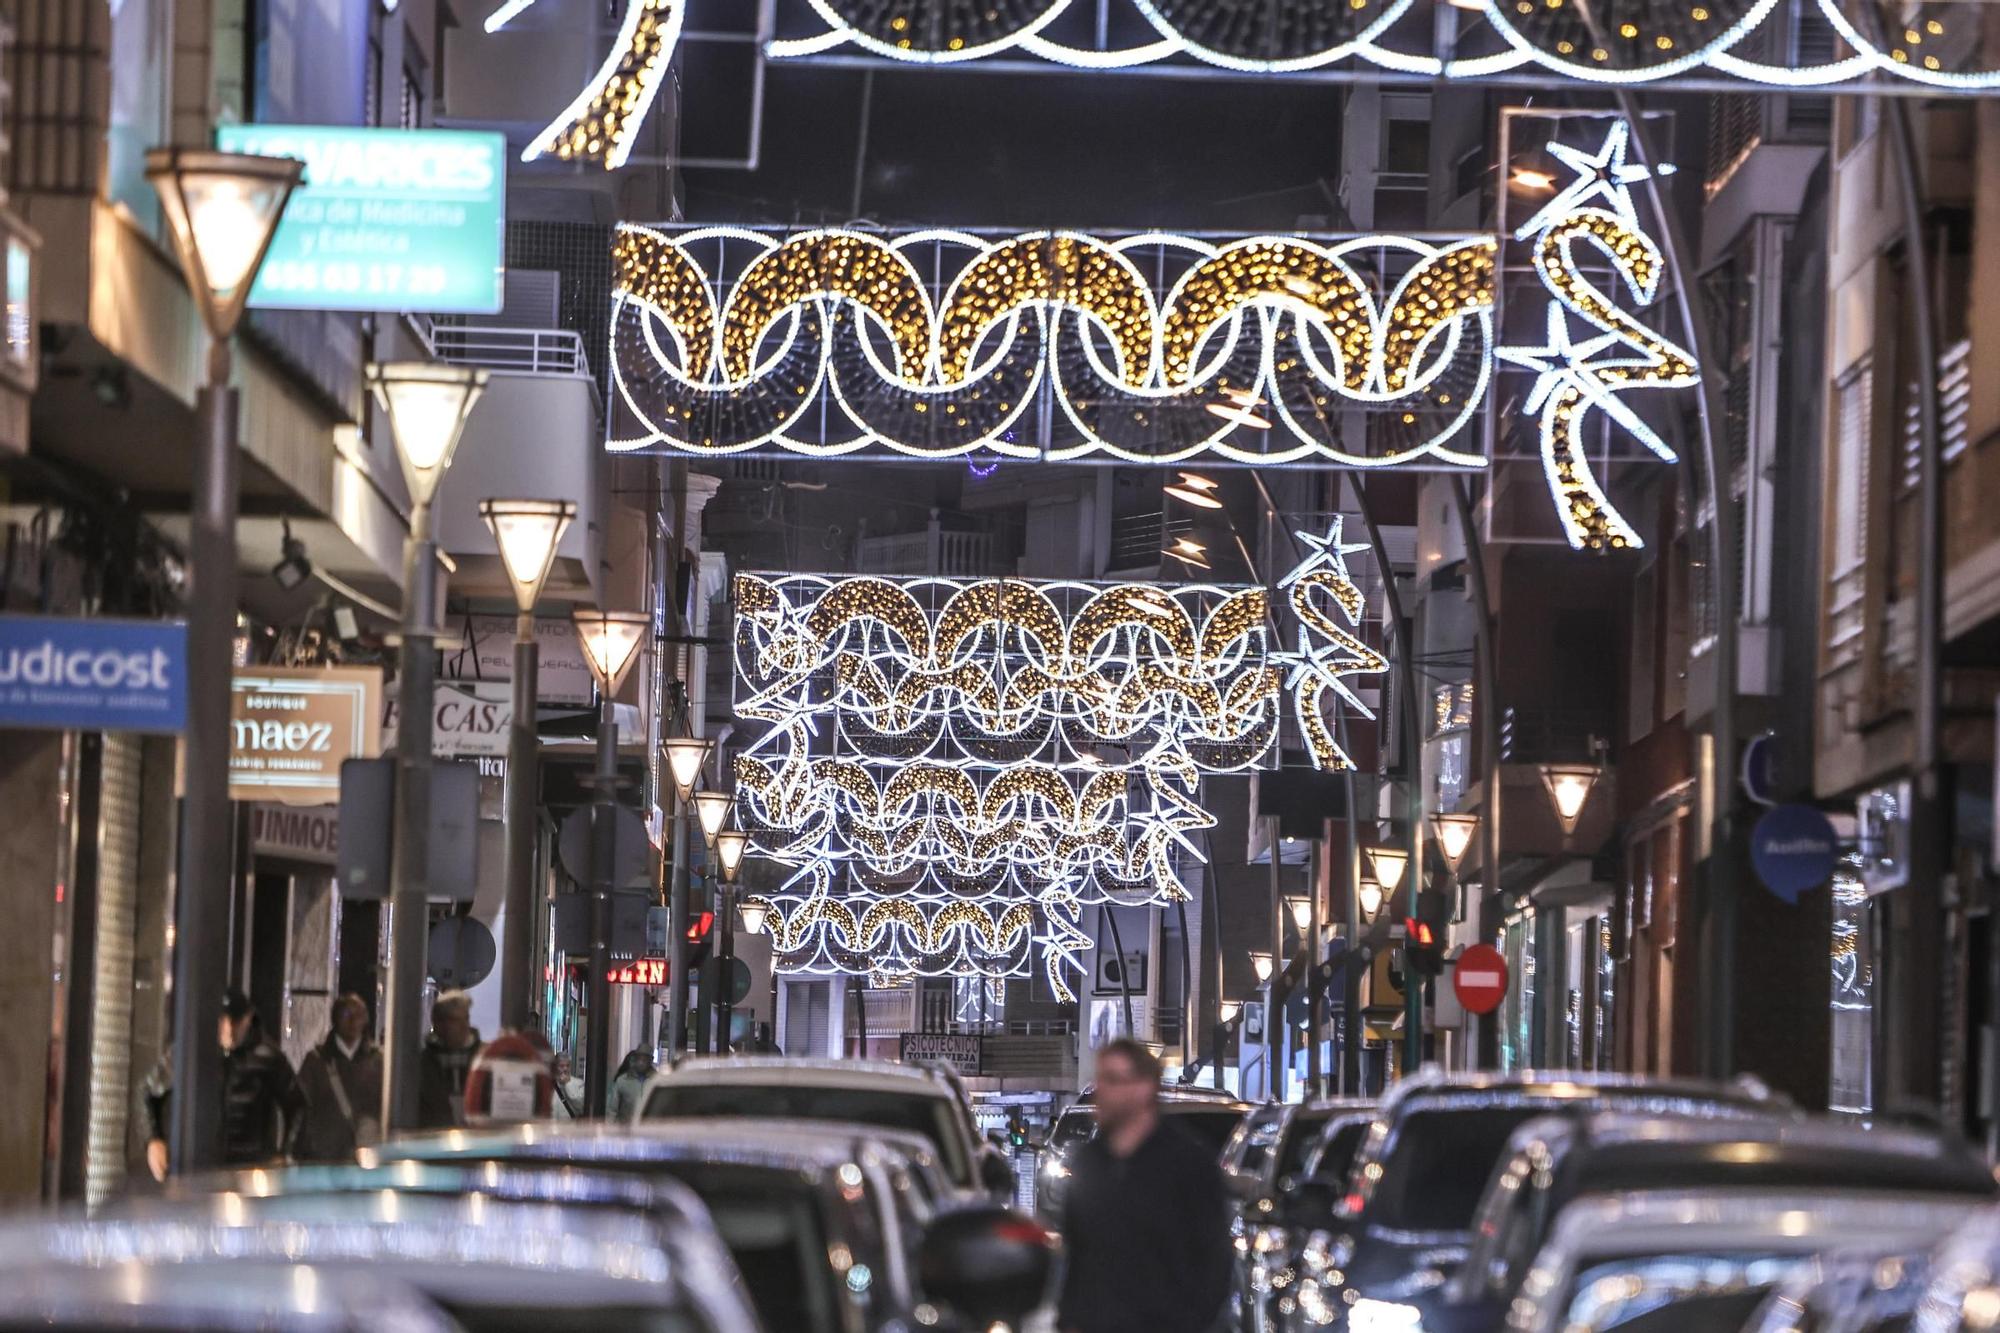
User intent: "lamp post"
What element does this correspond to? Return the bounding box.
[370,361,489,1132]
[1539,764,1601,838]
[145,148,300,1175]
[573,610,649,1115]
[705,803,743,1051]
[660,732,713,1065]
[479,499,576,1033]
[1434,812,1479,875]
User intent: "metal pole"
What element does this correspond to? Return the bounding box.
[717,884,735,1052]
[167,346,237,1175]
[382,507,438,1133]
[667,794,691,1064]
[499,624,540,1032]
[1448,477,1502,1070]
[1307,841,1323,1097]
[584,694,617,1115]
[1267,816,1282,1100]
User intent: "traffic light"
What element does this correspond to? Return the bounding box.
[685,909,716,972]
[1404,916,1446,979]
[1007,1115,1028,1148]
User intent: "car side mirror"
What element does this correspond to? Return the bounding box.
[979,1148,1017,1198]
[920,1206,1059,1328]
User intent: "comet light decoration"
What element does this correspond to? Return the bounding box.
[772,0,2000,90]
[609,225,1499,469]
[730,567,1384,995]
[519,0,683,169]
[1496,121,1697,551]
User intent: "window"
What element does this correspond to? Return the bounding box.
[1384,118,1431,176]
[1826,360,1873,665]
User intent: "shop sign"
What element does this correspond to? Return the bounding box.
[249,802,339,866]
[215,124,505,315]
[441,615,597,705]
[0,615,186,733]
[1750,803,1839,903]
[899,1032,983,1077]
[382,679,512,757]
[229,666,382,804]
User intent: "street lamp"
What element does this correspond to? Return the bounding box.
[573,609,648,1116]
[1358,877,1385,921]
[1434,812,1479,873]
[736,896,768,935]
[659,727,714,1065]
[146,148,300,1177]
[1219,1000,1241,1025]
[1164,536,1213,571]
[715,830,750,884]
[691,790,734,849]
[1250,951,1274,984]
[372,360,488,1133]
[1285,896,1313,932]
[479,499,576,1034]
[1540,763,1601,836]
[1363,844,1410,898]
[1164,471,1224,509]
[661,735,713,803]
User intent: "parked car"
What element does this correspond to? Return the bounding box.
[0,1262,459,1333]
[1501,1190,1982,1333]
[1437,1111,1998,1329]
[637,1056,1011,1200]
[1267,1071,1788,1330]
[1233,1102,1375,1332]
[1740,1243,1940,1333]
[1899,1205,2000,1332]
[0,1188,761,1333]
[1035,1089,1253,1223]
[364,1117,1048,1333]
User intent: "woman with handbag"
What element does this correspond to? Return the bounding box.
[294,994,384,1161]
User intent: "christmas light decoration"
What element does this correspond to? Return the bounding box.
[728,566,1383,994]
[610,225,1498,468]
[772,0,2000,90]
[522,0,683,170]
[1496,122,1698,551]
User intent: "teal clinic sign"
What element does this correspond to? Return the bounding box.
[215,125,505,314]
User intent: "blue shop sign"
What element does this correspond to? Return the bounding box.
[0,615,187,733]
[1750,803,1839,903]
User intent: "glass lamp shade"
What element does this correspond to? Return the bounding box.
[479,498,576,611]
[715,830,750,883]
[145,149,302,341]
[1363,844,1410,895]
[572,610,649,695]
[368,363,491,509]
[1358,879,1384,920]
[661,735,713,803]
[736,896,768,935]
[1541,764,1601,835]
[1164,536,1212,571]
[1249,951,1274,983]
[1434,812,1479,871]
[691,791,734,849]
[1219,1000,1241,1025]
[1286,896,1313,931]
[1163,471,1224,509]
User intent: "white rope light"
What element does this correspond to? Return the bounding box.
[771,0,2000,90]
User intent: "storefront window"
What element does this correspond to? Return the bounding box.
[1497,910,1535,1071]
[1828,858,1874,1115]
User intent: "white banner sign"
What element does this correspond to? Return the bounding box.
[382,680,513,757]
[440,615,596,705]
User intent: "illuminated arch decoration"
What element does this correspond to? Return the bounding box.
[730,566,1385,996]
[609,225,1499,469]
[773,0,2000,90]
[1496,120,1698,551]
[515,0,684,169]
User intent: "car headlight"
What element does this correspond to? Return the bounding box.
[1300,1230,1355,1277]
[1349,1298,1426,1332]
[1040,1159,1071,1180]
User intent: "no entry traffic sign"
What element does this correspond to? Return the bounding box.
[1453,943,1510,1016]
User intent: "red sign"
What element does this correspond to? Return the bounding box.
[1452,943,1510,1015]
[609,958,669,985]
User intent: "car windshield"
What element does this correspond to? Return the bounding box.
[1275,1109,1334,1180]
[643,1084,970,1184]
[1309,1121,1370,1186]
[1165,1107,1246,1154]
[1369,1106,1567,1232]
[1048,1110,1097,1153]
[1559,1252,1800,1333]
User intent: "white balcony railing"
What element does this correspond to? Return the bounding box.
[413,319,592,378]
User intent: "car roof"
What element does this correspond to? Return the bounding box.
[1539,1188,1985,1260]
[367,1117,917,1174]
[1541,1109,1993,1182]
[0,1262,459,1333]
[646,1056,959,1094]
[1384,1068,1783,1112]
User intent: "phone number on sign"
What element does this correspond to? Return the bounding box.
[259,260,455,299]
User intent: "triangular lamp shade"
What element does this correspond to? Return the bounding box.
[572,610,649,695]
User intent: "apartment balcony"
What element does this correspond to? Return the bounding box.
[854,513,1003,577]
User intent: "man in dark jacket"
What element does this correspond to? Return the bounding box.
[1057,1038,1230,1333]
[143,989,303,1179]
[416,989,482,1129]
[294,993,384,1161]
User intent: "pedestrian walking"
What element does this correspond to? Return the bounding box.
[415,989,483,1130]
[1056,1038,1230,1333]
[552,1051,585,1119]
[607,1048,655,1122]
[142,988,304,1179]
[293,994,383,1161]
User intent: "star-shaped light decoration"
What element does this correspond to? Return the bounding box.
[1271,518,1389,770]
[1511,119,1678,242]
